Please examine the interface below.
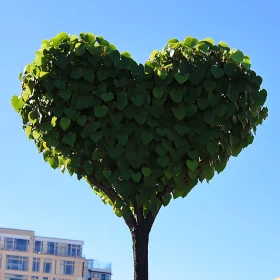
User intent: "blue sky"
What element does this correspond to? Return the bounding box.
[0,0,279,279]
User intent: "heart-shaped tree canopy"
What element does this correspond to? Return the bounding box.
[12,32,268,219]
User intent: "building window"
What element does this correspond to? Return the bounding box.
[15,239,28,251]
[31,277,39,280]
[60,261,74,275]
[43,259,52,273]
[43,278,48,280]
[67,244,81,257]
[57,243,67,257]
[4,238,14,250]
[0,253,2,269]
[6,255,29,271]
[47,242,58,255]
[32,258,40,272]
[4,274,28,280]
[34,241,43,253]
[4,238,28,252]
[98,274,110,280]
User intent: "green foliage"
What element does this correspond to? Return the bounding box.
[12,32,268,219]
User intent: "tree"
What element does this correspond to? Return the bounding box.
[11,32,268,280]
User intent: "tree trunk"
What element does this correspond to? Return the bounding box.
[131,225,150,280]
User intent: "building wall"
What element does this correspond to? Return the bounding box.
[0,228,86,280]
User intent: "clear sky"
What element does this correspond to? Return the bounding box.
[0,0,279,279]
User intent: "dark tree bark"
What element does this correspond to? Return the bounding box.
[131,224,150,280]
[129,209,160,280]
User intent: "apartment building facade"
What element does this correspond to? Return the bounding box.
[0,228,111,280]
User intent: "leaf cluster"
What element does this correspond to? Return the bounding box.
[12,32,268,217]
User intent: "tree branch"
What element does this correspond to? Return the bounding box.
[87,176,119,202]
[87,176,137,228]
[134,206,144,226]
[145,205,162,233]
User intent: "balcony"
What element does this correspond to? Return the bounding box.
[34,242,83,258]
[0,240,29,252]
[87,259,112,273]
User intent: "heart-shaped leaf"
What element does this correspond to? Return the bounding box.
[157,157,169,168]
[131,172,142,183]
[189,69,206,85]
[54,79,65,89]
[156,128,169,136]
[92,149,103,160]
[185,104,197,118]
[206,141,219,155]
[215,155,228,173]
[156,144,168,157]
[150,106,164,118]
[211,65,224,79]
[224,63,237,76]
[94,105,108,118]
[173,73,189,84]
[59,89,72,100]
[186,160,199,171]
[90,131,103,143]
[117,93,127,111]
[131,95,144,106]
[107,145,124,159]
[197,98,209,110]
[97,70,108,81]
[76,115,87,126]
[117,134,128,145]
[142,167,151,177]
[48,157,59,169]
[203,80,216,93]
[172,105,186,120]
[101,92,114,102]
[162,139,172,151]
[227,85,239,102]
[110,112,123,125]
[140,132,153,145]
[82,69,95,82]
[170,89,183,103]
[11,96,24,112]
[102,169,112,178]
[153,87,164,99]
[188,149,199,160]
[218,41,229,50]
[60,117,71,131]
[231,50,244,63]
[32,130,40,140]
[25,126,32,136]
[71,67,83,79]
[214,105,226,117]
[62,132,76,146]
[135,111,148,125]
[82,161,93,175]
[64,107,77,119]
[174,125,190,136]
[188,169,198,180]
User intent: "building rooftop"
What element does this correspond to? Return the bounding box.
[0,227,84,244]
[87,259,112,274]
